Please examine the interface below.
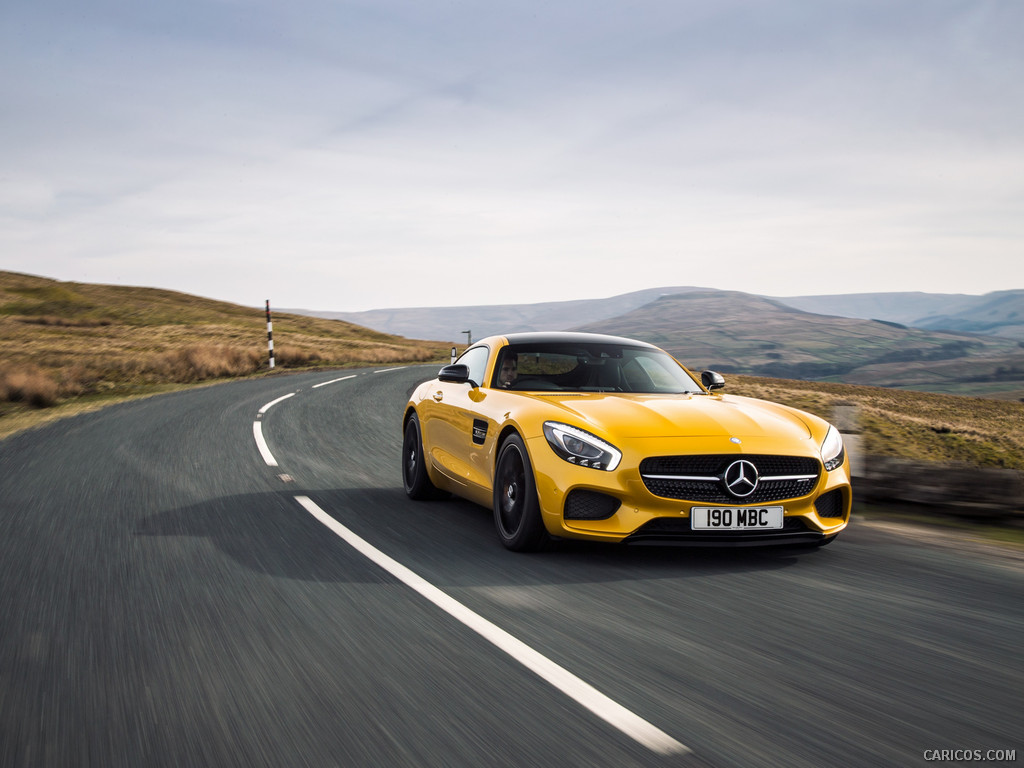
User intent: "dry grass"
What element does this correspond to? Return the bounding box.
[0,364,59,408]
[4,270,1023,470]
[0,270,449,423]
[729,374,1024,470]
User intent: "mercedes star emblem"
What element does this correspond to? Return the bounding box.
[723,459,759,498]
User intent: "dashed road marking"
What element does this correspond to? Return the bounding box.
[258,392,296,415]
[313,375,358,389]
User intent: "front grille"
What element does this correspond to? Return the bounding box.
[639,454,820,504]
[564,489,621,520]
[814,488,846,519]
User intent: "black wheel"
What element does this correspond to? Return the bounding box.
[493,434,548,552]
[402,413,445,500]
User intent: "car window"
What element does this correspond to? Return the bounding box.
[456,345,490,388]
[624,355,688,391]
[497,342,702,394]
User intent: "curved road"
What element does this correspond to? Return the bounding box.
[1,366,1020,767]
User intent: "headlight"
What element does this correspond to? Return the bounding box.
[543,422,622,471]
[820,425,845,471]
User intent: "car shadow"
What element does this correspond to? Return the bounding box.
[136,485,830,587]
[134,489,395,585]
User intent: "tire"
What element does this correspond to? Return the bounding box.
[493,434,548,552]
[402,413,445,500]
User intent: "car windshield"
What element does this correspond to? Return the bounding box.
[492,342,704,394]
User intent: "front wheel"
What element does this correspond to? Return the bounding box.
[493,434,548,552]
[402,413,446,500]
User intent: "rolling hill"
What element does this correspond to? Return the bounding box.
[282,287,708,343]
[291,287,1024,344]
[2,271,1023,470]
[573,291,1024,396]
[291,285,1024,397]
[0,270,448,414]
[776,290,1024,340]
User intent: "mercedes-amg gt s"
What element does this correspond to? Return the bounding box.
[402,332,851,551]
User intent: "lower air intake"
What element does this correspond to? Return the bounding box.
[564,490,621,520]
[814,488,846,519]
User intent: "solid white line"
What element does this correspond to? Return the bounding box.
[253,421,278,467]
[372,366,407,373]
[312,375,358,389]
[258,392,296,415]
[294,495,690,757]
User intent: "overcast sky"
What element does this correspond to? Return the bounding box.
[2,0,1021,311]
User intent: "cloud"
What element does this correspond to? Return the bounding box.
[1,1,1022,310]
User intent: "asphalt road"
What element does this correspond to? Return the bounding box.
[1,366,1021,768]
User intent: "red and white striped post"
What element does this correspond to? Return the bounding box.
[265,300,275,369]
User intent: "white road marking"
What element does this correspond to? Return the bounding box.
[295,495,691,757]
[253,421,278,467]
[253,392,297,466]
[372,366,407,373]
[258,392,296,415]
[312,375,358,389]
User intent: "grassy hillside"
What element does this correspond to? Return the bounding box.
[0,271,449,418]
[727,375,1024,471]
[578,291,1024,397]
[3,272,1023,473]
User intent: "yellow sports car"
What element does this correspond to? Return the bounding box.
[402,332,851,551]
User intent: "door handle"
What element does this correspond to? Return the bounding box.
[433,391,443,402]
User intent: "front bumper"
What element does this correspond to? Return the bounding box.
[527,435,852,545]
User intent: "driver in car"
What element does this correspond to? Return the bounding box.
[498,353,518,388]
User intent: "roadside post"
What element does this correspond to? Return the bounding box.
[266,300,275,369]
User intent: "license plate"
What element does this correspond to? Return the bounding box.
[690,506,784,530]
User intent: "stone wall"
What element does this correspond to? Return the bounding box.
[836,404,1023,521]
[857,456,1024,520]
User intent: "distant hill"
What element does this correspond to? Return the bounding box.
[293,286,1024,343]
[775,290,1024,340]
[774,292,972,325]
[574,290,1024,396]
[269,284,1024,397]
[911,291,1024,339]
[282,287,706,343]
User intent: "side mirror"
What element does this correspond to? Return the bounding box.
[701,370,726,391]
[438,364,471,384]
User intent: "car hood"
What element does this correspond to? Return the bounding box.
[525,392,814,441]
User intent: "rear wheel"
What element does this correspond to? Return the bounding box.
[493,434,548,552]
[402,413,445,500]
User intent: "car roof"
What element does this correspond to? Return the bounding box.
[495,331,660,349]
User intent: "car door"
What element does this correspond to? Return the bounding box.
[422,344,494,493]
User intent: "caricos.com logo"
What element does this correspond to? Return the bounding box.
[923,750,1017,762]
